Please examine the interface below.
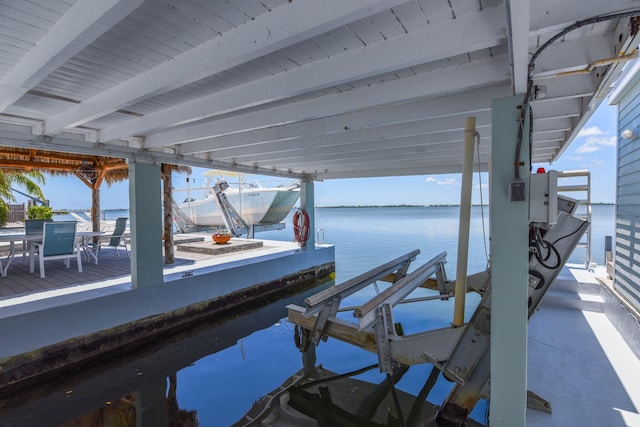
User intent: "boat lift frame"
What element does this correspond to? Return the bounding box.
[288,211,588,426]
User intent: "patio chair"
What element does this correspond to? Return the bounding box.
[29,221,82,278]
[21,219,52,264]
[87,217,129,261]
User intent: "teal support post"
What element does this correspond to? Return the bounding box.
[489,96,529,426]
[129,161,164,287]
[300,179,315,251]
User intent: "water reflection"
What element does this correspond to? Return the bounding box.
[0,281,332,427]
[232,363,441,426]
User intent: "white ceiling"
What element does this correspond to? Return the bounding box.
[0,0,638,180]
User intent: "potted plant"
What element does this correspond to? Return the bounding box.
[212,231,231,244]
[27,205,53,220]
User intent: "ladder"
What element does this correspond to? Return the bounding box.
[557,170,591,268]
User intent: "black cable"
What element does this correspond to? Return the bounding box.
[516,9,640,178]
[536,241,561,270]
[551,222,588,247]
[531,226,561,269]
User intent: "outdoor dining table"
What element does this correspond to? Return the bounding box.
[0,230,105,277]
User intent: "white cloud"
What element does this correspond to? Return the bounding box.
[577,126,606,137]
[566,155,585,162]
[425,177,437,182]
[437,178,460,186]
[576,135,616,153]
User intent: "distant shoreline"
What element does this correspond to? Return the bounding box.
[317,202,615,208]
[53,203,615,212]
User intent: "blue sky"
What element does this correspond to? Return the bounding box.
[13,101,618,209]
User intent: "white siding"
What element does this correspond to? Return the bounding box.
[616,83,640,311]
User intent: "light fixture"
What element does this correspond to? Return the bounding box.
[621,127,640,141]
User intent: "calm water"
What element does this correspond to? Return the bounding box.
[3,206,615,426]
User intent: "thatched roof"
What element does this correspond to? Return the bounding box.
[0,147,191,185]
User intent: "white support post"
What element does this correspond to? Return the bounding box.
[489,96,529,426]
[300,179,315,251]
[129,161,164,287]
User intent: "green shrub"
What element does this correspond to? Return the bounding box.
[0,201,8,228]
[27,205,53,220]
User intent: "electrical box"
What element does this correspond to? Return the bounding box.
[529,170,558,225]
[509,180,526,202]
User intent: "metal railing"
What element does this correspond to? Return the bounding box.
[557,170,591,268]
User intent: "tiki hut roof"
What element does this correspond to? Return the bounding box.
[0,147,191,186]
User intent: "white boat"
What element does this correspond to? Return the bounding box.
[177,172,300,226]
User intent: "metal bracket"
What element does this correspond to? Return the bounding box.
[310,296,341,345]
[527,389,552,413]
[374,303,395,374]
[395,258,413,280]
[212,178,250,236]
[436,261,448,296]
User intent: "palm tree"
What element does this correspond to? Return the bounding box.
[0,170,46,205]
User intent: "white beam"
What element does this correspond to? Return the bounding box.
[317,163,482,179]
[198,97,579,159]
[235,142,492,168]
[215,129,492,163]
[530,74,596,101]
[44,0,410,134]
[531,34,616,78]
[205,112,493,160]
[150,57,511,149]
[532,117,573,133]
[530,0,639,36]
[285,154,478,176]
[101,6,507,143]
[0,0,143,113]
[505,0,530,94]
[532,131,566,143]
[530,98,582,119]
[177,75,502,155]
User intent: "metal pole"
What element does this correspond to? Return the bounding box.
[453,116,476,327]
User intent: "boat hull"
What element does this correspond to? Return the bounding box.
[180,187,300,226]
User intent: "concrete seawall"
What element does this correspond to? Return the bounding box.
[0,245,335,392]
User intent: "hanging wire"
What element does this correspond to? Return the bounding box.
[516,9,640,179]
[475,131,490,267]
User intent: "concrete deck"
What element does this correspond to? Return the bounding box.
[528,265,640,427]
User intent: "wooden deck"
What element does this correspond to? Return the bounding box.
[0,234,300,303]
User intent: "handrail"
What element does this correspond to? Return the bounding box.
[558,170,591,268]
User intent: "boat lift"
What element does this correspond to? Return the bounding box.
[287,210,588,426]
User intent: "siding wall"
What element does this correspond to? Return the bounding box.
[616,84,640,311]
